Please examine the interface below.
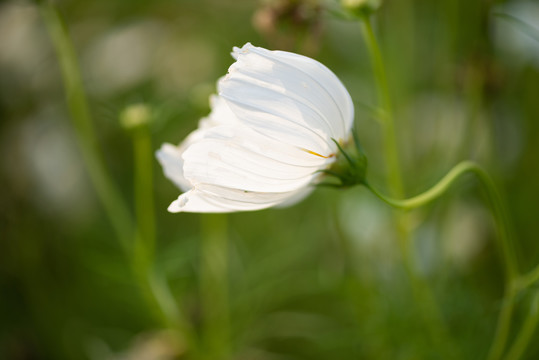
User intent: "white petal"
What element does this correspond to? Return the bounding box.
[228,43,354,142]
[169,184,314,213]
[224,53,335,140]
[190,123,333,167]
[219,77,332,156]
[156,143,191,191]
[157,97,233,192]
[198,94,238,129]
[168,189,235,213]
[182,125,332,193]
[274,185,315,208]
[257,46,354,139]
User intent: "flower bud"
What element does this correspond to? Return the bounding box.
[120,103,152,130]
[252,0,323,53]
[341,0,381,18]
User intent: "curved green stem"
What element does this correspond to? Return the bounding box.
[358,10,520,360]
[366,160,518,360]
[359,14,458,356]
[365,160,517,280]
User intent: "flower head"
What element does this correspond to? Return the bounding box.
[157,43,354,213]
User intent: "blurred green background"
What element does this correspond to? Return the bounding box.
[2,0,539,359]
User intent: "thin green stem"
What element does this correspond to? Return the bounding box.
[133,125,156,262]
[41,2,193,351]
[130,122,170,326]
[359,10,520,360]
[489,285,518,360]
[365,160,517,280]
[200,214,230,360]
[365,161,474,209]
[128,119,199,355]
[359,15,456,356]
[40,1,133,250]
[132,262,200,357]
[394,225,456,356]
[360,16,404,198]
[474,169,518,282]
[366,160,518,359]
[504,292,539,360]
[519,265,539,290]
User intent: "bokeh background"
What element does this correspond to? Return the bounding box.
[2,0,539,359]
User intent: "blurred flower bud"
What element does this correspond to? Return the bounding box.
[341,0,382,17]
[252,0,323,54]
[120,103,152,130]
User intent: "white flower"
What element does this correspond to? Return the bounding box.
[156,43,354,213]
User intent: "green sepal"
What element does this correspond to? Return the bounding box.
[317,131,368,189]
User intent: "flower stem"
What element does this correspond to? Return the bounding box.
[40,1,193,349]
[132,124,156,263]
[504,292,539,360]
[488,284,518,360]
[39,0,133,250]
[360,15,403,197]
[519,264,539,290]
[366,160,519,359]
[200,214,230,360]
[365,161,517,280]
[130,124,178,325]
[128,121,200,356]
[359,14,455,355]
[360,17,518,359]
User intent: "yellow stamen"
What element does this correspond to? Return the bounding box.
[301,148,335,159]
